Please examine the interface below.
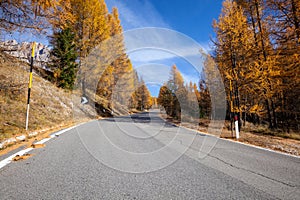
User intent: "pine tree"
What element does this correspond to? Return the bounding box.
[266,0,300,130]
[214,0,299,130]
[167,65,185,119]
[235,0,284,128]
[133,80,152,111]
[69,0,110,59]
[157,65,187,119]
[50,27,78,90]
[103,7,136,111]
[96,65,114,99]
[213,0,254,128]
[157,85,173,115]
[168,65,184,92]
[64,0,111,98]
[197,80,211,118]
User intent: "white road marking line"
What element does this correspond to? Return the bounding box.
[150,114,299,159]
[232,140,300,159]
[34,138,52,145]
[180,125,300,159]
[0,148,33,169]
[50,126,77,137]
[0,124,80,170]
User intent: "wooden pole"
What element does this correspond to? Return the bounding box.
[25,42,36,131]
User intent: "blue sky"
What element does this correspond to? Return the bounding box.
[4,0,224,97]
[106,0,223,45]
[105,0,223,96]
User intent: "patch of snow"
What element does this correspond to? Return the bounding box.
[28,132,38,137]
[15,135,26,141]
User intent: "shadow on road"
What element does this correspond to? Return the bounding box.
[102,111,177,128]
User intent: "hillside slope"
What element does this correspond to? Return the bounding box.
[0,53,96,142]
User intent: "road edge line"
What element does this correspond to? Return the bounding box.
[0,122,87,170]
[158,113,300,159]
[180,124,300,159]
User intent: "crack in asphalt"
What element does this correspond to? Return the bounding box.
[104,113,299,194]
[206,153,298,188]
[175,138,298,189]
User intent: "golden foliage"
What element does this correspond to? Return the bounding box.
[213,0,300,130]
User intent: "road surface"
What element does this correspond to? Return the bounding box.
[0,110,299,199]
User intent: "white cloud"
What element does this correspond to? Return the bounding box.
[105,0,170,30]
[134,63,200,87]
[124,28,206,71]
[135,63,171,85]
[105,1,209,88]
[128,49,177,64]
[105,1,210,65]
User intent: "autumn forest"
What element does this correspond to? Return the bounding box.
[1,0,299,134]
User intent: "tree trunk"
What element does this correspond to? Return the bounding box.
[255,0,275,129]
[271,99,278,128]
[265,99,273,129]
[291,0,300,43]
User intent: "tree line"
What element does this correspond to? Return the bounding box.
[213,0,299,131]
[157,65,210,120]
[157,0,299,132]
[2,0,298,129]
[1,0,152,115]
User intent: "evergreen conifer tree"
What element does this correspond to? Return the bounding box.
[50,27,78,90]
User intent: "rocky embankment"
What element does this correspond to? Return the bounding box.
[0,40,51,70]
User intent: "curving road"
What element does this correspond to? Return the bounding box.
[0,110,299,199]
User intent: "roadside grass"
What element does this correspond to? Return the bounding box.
[0,53,96,150]
[249,128,300,140]
[160,112,300,156]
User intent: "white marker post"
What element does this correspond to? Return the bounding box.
[25,42,36,131]
[234,115,239,139]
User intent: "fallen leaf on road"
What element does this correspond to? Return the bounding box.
[31,144,45,149]
[13,154,32,161]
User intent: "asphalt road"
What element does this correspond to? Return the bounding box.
[0,110,299,199]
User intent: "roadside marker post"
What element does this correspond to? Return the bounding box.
[230,80,240,139]
[25,42,36,131]
[234,115,239,139]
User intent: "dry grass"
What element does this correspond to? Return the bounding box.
[0,53,97,150]
[160,113,300,156]
[0,54,73,140]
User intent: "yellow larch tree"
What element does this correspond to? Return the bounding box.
[213,0,256,128]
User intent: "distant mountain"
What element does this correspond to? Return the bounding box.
[0,40,51,71]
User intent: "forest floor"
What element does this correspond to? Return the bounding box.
[161,114,300,156]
